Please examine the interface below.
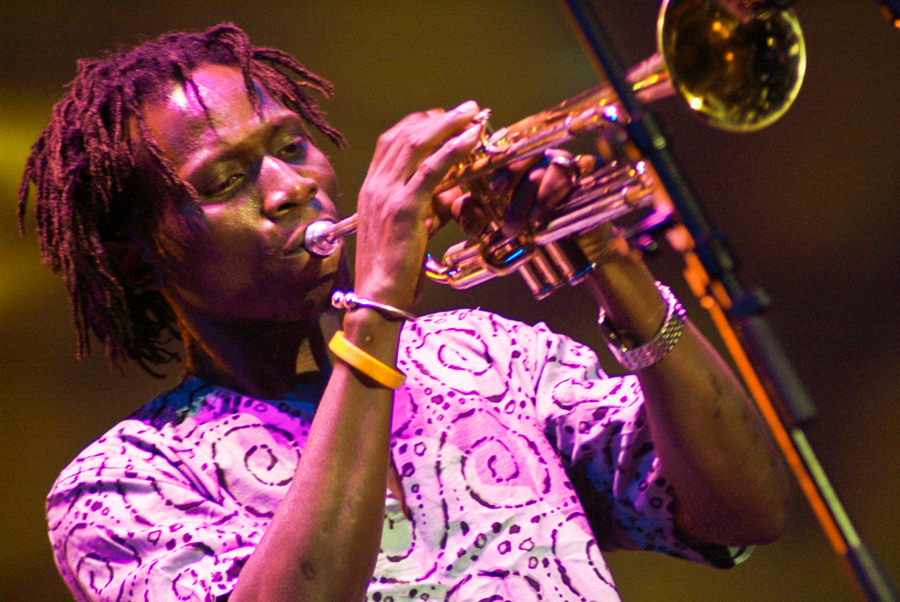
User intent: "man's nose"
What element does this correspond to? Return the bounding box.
[259,156,318,218]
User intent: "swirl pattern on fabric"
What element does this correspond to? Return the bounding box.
[47,309,745,602]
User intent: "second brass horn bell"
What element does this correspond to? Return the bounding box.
[303,0,806,298]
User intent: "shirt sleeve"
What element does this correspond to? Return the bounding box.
[528,320,750,568]
[46,422,261,602]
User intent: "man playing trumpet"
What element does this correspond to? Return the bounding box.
[21,23,788,602]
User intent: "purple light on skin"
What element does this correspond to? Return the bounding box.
[603,106,619,122]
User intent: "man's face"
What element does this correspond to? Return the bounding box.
[141,63,343,325]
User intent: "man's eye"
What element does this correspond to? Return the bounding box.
[207,173,244,196]
[279,140,307,161]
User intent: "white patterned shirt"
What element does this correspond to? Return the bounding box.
[47,309,745,602]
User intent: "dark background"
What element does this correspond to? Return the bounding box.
[1,1,898,600]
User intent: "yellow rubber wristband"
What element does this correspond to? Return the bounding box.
[328,331,406,390]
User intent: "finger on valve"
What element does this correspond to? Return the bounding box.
[500,151,576,238]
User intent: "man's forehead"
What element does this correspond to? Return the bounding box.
[157,64,261,124]
[143,64,288,161]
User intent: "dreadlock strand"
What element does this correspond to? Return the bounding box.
[251,47,346,149]
[214,24,261,111]
[252,61,346,149]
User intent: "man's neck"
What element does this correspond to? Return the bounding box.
[180,316,328,400]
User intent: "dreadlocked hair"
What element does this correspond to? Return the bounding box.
[17,22,347,376]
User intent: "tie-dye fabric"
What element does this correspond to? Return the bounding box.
[47,309,745,602]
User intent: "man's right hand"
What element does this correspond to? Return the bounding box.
[353,101,482,312]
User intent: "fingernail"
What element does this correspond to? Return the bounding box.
[457,124,481,144]
[550,156,573,169]
[472,108,492,125]
[453,100,478,114]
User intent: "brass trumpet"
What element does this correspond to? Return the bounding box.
[304,0,805,298]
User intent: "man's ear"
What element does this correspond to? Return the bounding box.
[105,238,163,292]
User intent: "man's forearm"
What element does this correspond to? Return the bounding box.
[583,250,789,546]
[228,313,401,602]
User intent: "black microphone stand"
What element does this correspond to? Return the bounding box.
[558,1,898,600]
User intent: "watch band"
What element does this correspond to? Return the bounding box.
[597,282,687,371]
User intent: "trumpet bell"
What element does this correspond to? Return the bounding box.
[659,0,806,132]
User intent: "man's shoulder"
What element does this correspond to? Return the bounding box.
[48,376,221,492]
